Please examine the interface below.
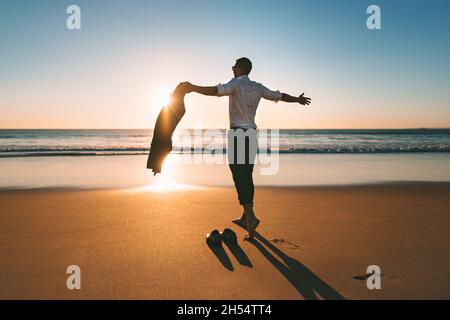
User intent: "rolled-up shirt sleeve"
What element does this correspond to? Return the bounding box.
[216,78,238,97]
[261,85,282,102]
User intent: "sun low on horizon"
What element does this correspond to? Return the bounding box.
[150,85,174,109]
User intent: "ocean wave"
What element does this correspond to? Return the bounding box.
[0,147,148,152]
[1,145,450,157]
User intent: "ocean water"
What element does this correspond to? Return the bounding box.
[1,129,449,189]
[1,129,449,157]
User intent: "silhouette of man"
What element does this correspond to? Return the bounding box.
[179,57,311,239]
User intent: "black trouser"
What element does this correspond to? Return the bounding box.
[228,128,257,206]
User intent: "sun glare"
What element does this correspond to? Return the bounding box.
[151,86,173,108]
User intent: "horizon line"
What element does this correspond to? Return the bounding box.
[1,127,450,131]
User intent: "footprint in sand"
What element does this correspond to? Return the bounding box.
[352,273,377,281]
[352,273,398,282]
[270,238,300,249]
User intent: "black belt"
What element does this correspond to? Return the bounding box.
[230,127,256,131]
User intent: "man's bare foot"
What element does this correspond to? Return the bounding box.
[232,217,245,228]
[244,216,260,241]
[232,211,246,228]
[233,216,260,231]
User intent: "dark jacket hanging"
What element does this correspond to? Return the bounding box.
[147,87,186,175]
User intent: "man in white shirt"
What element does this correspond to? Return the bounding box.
[180,57,311,240]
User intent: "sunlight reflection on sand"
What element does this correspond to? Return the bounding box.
[131,154,201,192]
[133,174,200,192]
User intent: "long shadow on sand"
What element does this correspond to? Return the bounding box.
[247,231,345,300]
[207,242,234,271]
[223,240,253,268]
[207,239,253,270]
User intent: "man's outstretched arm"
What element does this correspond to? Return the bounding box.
[179,82,218,96]
[281,92,311,105]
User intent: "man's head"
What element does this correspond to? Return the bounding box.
[232,57,252,78]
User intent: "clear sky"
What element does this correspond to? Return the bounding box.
[1,0,449,129]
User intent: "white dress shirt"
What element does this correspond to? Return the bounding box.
[216,75,282,129]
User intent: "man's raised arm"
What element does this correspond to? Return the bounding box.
[281,92,311,105]
[179,82,218,96]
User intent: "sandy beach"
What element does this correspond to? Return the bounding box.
[2,0,450,306]
[1,182,449,300]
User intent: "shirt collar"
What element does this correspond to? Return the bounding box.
[237,75,250,80]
